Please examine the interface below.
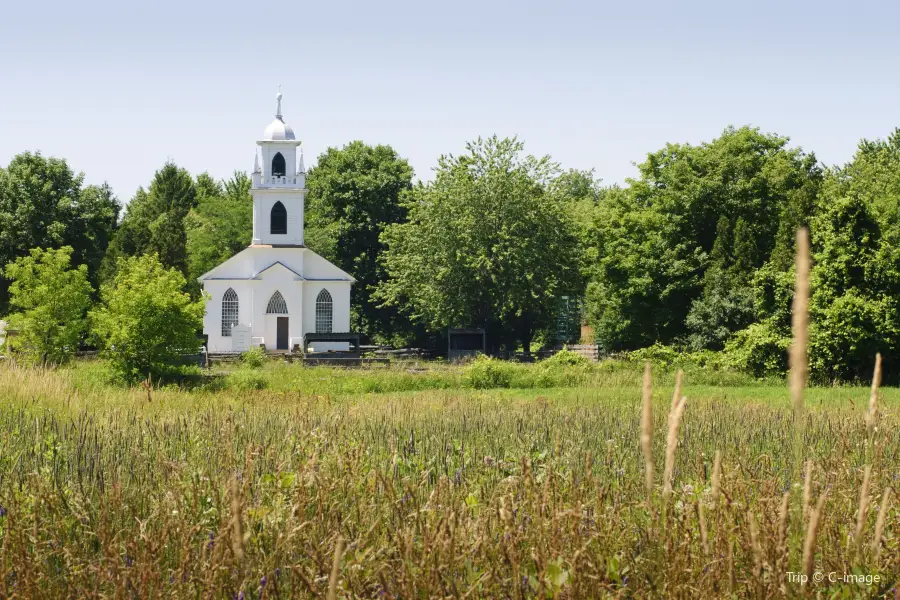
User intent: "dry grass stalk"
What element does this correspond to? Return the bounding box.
[710,450,722,506]
[697,501,710,556]
[871,487,891,561]
[327,535,346,600]
[640,362,654,497]
[866,353,882,436]
[670,369,683,415]
[229,476,245,562]
[853,465,872,558]
[776,492,790,569]
[748,511,763,580]
[662,395,687,499]
[802,460,813,522]
[791,228,810,479]
[801,492,827,591]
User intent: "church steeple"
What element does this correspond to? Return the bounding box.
[251,87,306,246]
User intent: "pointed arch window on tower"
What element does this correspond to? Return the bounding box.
[315,289,333,333]
[266,291,288,314]
[271,201,287,234]
[271,152,286,177]
[221,288,239,337]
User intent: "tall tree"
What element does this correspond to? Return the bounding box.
[377,136,582,354]
[0,152,119,311]
[185,171,252,287]
[3,246,92,366]
[103,162,196,281]
[586,126,822,350]
[305,142,415,343]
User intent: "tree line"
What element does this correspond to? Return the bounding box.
[2,126,899,381]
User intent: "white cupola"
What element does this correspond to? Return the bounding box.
[250,87,307,246]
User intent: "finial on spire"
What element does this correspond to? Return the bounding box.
[253,151,260,174]
[298,149,305,174]
[275,84,283,120]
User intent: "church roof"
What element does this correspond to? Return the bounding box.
[262,90,296,141]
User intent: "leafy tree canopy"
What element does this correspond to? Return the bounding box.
[586,126,822,351]
[305,141,416,344]
[185,171,252,290]
[103,162,197,282]
[90,253,205,382]
[377,136,583,354]
[0,152,119,311]
[3,246,93,366]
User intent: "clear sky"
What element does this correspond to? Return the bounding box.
[1,0,898,204]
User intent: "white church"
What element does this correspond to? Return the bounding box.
[199,92,354,352]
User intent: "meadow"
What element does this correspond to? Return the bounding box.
[0,357,897,598]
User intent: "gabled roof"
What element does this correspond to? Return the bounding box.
[198,247,356,283]
[252,261,304,279]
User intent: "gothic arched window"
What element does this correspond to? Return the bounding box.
[266,290,288,314]
[270,201,287,234]
[315,289,333,333]
[271,152,286,177]
[221,288,239,337]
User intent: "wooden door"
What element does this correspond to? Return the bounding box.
[277,317,289,350]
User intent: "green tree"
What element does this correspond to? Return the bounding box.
[103,162,197,281]
[0,152,119,311]
[305,142,415,343]
[90,254,205,381]
[3,246,92,366]
[808,194,898,381]
[586,126,822,350]
[185,171,252,287]
[377,136,582,354]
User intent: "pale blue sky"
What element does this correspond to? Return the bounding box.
[1,0,897,204]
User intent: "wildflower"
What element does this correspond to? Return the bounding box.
[260,576,267,588]
[0,506,6,517]
[275,567,280,579]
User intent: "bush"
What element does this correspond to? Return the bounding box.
[90,254,205,383]
[463,355,515,389]
[723,321,790,378]
[240,346,266,369]
[226,369,268,391]
[542,348,589,367]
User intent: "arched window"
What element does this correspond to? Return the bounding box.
[266,290,288,314]
[315,289,333,333]
[221,288,239,337]
[271,152,286,177]
[270,201,287,234]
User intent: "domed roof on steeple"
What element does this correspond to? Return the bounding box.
[262,89,296,141]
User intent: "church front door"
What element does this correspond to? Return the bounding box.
[277,317,289,350]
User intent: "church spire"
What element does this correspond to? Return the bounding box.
[253,151,260,174]
[298,149,305,174]
[275,84,283,121]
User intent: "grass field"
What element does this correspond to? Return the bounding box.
[0,358,897,598]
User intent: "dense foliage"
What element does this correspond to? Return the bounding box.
[305,141,417,345]
[3,246,92,366]
[4,127,900,380]
[377,136,583,354]
[89,253,205,381]
[0,152,119,311]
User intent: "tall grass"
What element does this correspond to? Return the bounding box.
[0,357,897,597]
